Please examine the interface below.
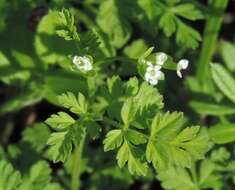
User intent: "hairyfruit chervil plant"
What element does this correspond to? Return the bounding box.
[1,0,235,190]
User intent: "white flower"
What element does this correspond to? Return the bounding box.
[145,64,164,86]
[146,61,153,66]
[143,51,167,85]
[72,55,93,72]
[177,59,189,78]
[156,52,168,66]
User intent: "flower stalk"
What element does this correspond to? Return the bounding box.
[196,0,228,82]
[71,132,86,190]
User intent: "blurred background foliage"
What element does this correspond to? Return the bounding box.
[0,0,235,189]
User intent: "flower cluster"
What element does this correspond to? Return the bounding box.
[71,52,188,84]
[144,53,167,86]
[72,55,93,72]
[144,52,189,85]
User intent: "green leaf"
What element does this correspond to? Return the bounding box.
[131,83,163,129]
[146,140,168,171]
[84,120,100,139]
[56,8,100,55]
[45,112,75,130]
[211,148,230,163]
[146,112,182,170]
[125,128,147,145]
[211,64,235,104]
[0,69,31,85]
[157,1,202,48]
[103,76,124,119]
[18,161,63,190]
[97,0,132,48]
[137,0,158,21]
[107,76,123,99]
[104,77,163,123]
[159,11,176,37]
[0,83,44,115]
[47,124,85,162]
[170,127,210,167]
[103,129,123,151]
[199,159,221,189]
[56,8,80,41]
[79,30,101,54]
[173,126,200,143]
[117,141,148,176]
[134,82,163,114]
[124,39,148,59]
[58,92,88,115]
[158,149,223,190]
[47,131,72,162]
[173,3,204,21]
[146,112,211,170]
[138,47,154,62]
[103,128,147,173]
[157,166,197,190]
[0,160,21,190]
[121,98,137,125]
[209,123,235,144]
[11,50,35,68]
[35,10,76,64]
[28,161,51,189]
[22,123,50,152]
[124,77,139,96]
[220,41,235,71]
[56,29,71,40]
[44,71,87,105]
[93,28,116,57]
[189,100,235,116]
[176,21,201,49]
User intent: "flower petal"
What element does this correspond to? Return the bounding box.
[156,70,165,80]
[145,72,152,81]
[156,52,167,65]
[153,65,162,72]
[73,56,78,63]
[85,63,93,71]
[146,66,154,72]
[176,59,189,78]
[178,59,189,70]
[149,78,158,85]
[177,70,182,78]
[146,61,153,66]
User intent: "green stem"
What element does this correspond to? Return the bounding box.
[191,163,197,183]
[71,132,86,190]
[196,0,228,82]
[96,56,137,66]
[219,115,229,124]
[190,163,200,190]
[1,120,14,145]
